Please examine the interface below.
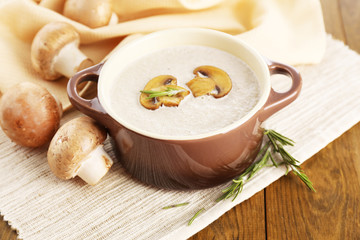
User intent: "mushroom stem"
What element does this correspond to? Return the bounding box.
[53,42,92,78]
[77,145,113,185]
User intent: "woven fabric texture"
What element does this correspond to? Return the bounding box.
[0,36,359,239]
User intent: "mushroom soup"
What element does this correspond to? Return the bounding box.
[109,45,260,137]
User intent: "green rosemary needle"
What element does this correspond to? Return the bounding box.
[216,142,272,202]
[217,129,315,202]
[188,208,205,226]
[140,87,185,99]
[265,130,315,192]
[162,202,190,209]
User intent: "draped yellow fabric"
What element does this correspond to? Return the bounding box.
[0,0,326,109]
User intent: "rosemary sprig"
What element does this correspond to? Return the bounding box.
[265,130,315,192]
[217,129,315,202]
[162,202,190,209]
[188,208,205,226]
[216,142,273,202]
[140,87,184,99]
[164,129,314,227]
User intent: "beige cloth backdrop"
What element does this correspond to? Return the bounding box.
[0,0,325,110]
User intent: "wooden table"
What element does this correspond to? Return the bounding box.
[1,0,359,239]
[190,0,360,239]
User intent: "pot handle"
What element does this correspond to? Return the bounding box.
[67,63,113,126]
[259,60,302,121]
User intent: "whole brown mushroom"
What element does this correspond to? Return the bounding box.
[0,82,62,147]
[31,22,93,81]
[63,0,118,28]
[47,116,113,185]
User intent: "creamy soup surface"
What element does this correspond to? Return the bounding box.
[109,45,260,137]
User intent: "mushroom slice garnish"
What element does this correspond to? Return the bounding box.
[187,66,232,98]
[140,75,190,110]
[156,85,190,107]
[186,77,216,98]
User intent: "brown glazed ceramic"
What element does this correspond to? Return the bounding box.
[67,28,302,190]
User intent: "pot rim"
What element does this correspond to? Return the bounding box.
[98,28,271,141]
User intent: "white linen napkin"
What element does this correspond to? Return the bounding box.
[0,36,359,240]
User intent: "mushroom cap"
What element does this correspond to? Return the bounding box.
[47,116,107,180]
[31,22,80,80]
[0,82,62,147]
[140,75,190,110]
[63,0,113,28]
[187,65,232,98]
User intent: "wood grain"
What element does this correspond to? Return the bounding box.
[191,0,360,239]
[265,0,360,239]
[340,0,360,51]
[266,124,360,240]
[190,191,266,240]
[0,216,16,240]
[320,0,347,42]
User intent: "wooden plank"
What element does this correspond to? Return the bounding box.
[189,191,266,240]
[0,216,17,240]
[340,0,360,51]
[319,0,347,41]
[266,1,360,239]
[193,1,359,239]
[266,123,360,239]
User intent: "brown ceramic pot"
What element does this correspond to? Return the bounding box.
[67,28,302,190]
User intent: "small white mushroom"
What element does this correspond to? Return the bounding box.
[47,116,113,185]
[63,0,118,28]
[0,82,62,147]
[31,22,93,81]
